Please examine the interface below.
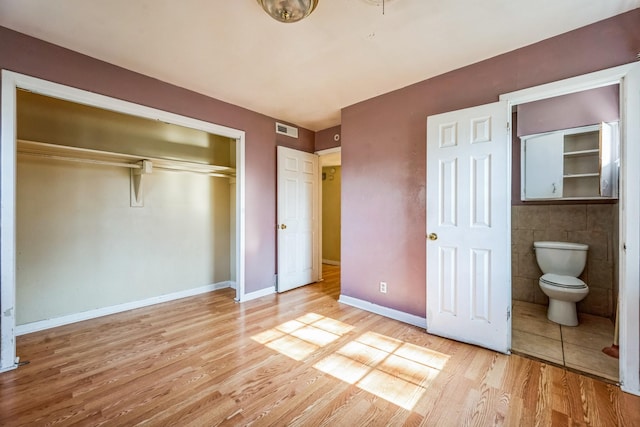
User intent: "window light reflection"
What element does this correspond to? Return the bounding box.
[251,313,451,410]
[251,313,354,361]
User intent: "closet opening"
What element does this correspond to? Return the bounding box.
[1,71,246,372]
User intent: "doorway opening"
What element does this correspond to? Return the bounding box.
[509,85,620,381]
[500,63,640,394]
[318,147,341,296]
[1,71,246,372]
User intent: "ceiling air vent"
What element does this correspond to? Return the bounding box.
[275,122,298,138]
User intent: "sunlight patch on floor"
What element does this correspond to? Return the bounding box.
[313,331,449,410]
[252,314,450,410]
[251,313,354,361]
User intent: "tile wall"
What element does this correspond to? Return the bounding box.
[511,204,618,318]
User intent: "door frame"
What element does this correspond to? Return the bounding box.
[500,63,639,395]
[316,147,342,273]
[0,70,246,372]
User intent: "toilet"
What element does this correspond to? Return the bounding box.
[533,241,589,326]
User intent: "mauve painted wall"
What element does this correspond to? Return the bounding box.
[517,85,620,137]
[315,125,342,151]
[0,26,315,294]
[340,9,640,317]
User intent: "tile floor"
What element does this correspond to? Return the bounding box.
[512,300,619,382]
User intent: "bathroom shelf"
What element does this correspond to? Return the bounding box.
[563,173,600,179]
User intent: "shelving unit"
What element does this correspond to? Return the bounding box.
[17,139,236,206]
[521,122,619,200]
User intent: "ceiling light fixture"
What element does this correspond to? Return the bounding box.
[256,0,319,23]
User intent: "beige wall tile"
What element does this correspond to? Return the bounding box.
[567,230,609,261]
[578,287,612,317]
[548,205,587,231]
[587,204,615,232]
[518,252,541,280]
[518,205,549,230]
[587,260,613,290]
[532,229,568,243]
[512,276,535,302]
[512,229,534,254]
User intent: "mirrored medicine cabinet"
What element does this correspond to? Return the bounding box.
[521,122,619,200]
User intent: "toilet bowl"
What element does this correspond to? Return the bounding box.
[533,241,589,326]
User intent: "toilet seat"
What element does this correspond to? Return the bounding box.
[540,273,587,289]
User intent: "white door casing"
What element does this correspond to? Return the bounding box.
[277,146,320,292]
[619,63,640,395]
[426,101,510,353]
[501,63,640,395]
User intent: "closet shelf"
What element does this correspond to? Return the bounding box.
[563,173,600,179]
[17,139,236,178]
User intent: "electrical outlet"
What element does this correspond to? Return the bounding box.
[379,281,387,294]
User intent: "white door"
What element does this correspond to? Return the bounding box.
[277,146,320,292]
[619,63,640,395]
[426,101,510,353]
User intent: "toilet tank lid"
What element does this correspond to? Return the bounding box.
[533,241,588,251]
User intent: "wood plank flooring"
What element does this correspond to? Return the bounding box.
[1,264,639,426]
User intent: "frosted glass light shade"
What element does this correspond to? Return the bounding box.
[257,0,319,23]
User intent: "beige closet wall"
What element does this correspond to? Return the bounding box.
[16,159,231,325]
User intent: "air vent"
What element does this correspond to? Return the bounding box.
[275,122,298,138]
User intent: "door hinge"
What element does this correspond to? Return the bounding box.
[507,307,511,321]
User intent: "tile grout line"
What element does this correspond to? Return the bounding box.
[559,324,566,365]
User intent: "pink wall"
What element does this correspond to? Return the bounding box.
[517,85,620,137]
[340,9,640,317]
[0,26,314,294]
[315,125,342,151]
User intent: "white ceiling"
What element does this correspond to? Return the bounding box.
[1,1,638,131]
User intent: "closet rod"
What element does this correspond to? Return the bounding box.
[17,151,233,178]
[18,151,141,169]
[17,139,236,177]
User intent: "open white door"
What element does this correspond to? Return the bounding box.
[277,146,320,292]
[619,62,640,395]
[426,101,510,353]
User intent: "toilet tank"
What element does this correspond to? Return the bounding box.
[533,241,588,276]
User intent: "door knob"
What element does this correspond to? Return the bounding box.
[280,224,287,230]
[428,233,438,241]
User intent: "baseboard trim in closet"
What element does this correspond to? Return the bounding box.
[15,281,235,336]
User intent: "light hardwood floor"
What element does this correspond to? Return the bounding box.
[1,264,639,426]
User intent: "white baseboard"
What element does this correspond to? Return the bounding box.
[322,259,341,266]
[16,281,234,336]
[240,286,276,302]
[228,281,237,290]
[338,295,427,329]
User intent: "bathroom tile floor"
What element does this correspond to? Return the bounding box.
[512,300,619,382]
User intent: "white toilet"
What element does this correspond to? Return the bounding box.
[533,241,589,326]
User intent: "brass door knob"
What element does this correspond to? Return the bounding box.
[428,233,438,241]
[280,224,287,230]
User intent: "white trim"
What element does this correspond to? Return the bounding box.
[0,70,247,371]
[322,259,341,266]
[499,64,635,105]
[338,295,427,329]
[619,63,640,396]
[242,286,276,302]
[501,63,640,395]
[0,72,17,372]
[315,147,342,156]
[15,281,234,336]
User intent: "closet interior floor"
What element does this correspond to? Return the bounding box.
[512,300,619,382]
